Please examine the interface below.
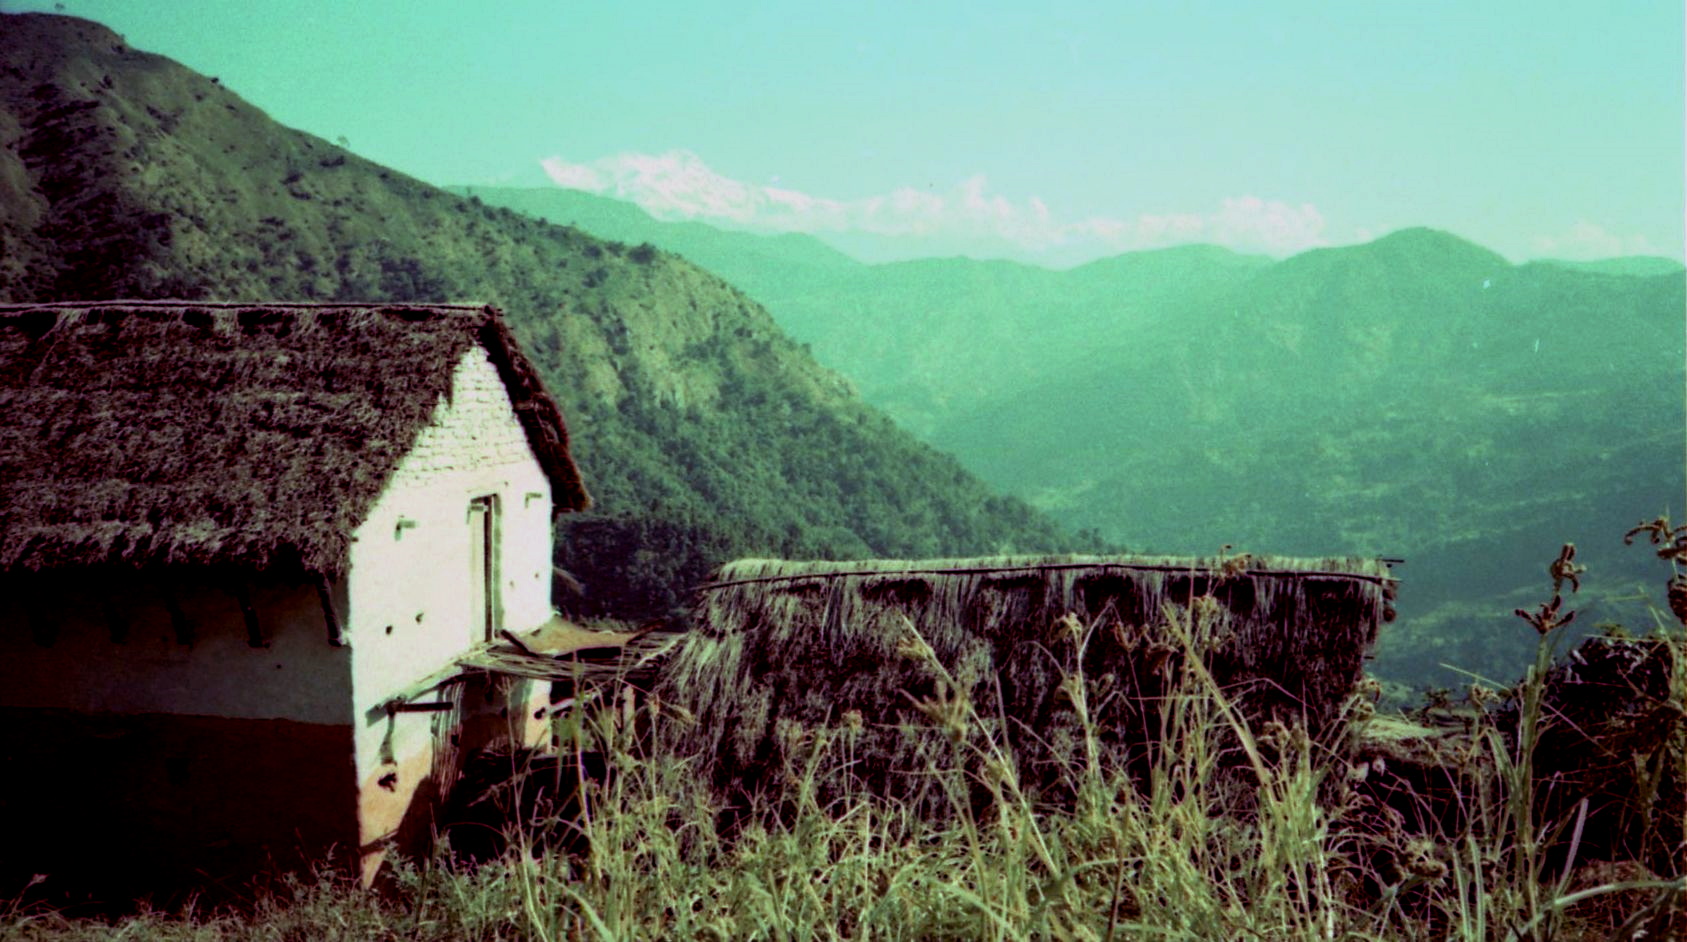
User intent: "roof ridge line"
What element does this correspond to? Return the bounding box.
[699,559,1399,592]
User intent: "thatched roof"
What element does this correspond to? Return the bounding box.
[661,554,1395,813]
[0,301,588,574]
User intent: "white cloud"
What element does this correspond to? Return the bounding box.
[539,160,604,191]
[1529,221,1659,260]
[1210,196,1327,255]
[539,149,1329,260]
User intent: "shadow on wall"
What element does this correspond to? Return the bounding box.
[0,709,359,907]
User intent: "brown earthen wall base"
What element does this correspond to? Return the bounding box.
[355,676,548,883]
[0,708,358,902]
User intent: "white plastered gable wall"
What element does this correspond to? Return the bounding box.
[343,344,554,859]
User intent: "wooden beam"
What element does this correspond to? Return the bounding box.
[315,573,343,647]
[388,701,456,713]
[26,597,57,648]
[102,594,128,644]
[232,582,265,648]
[161,583,192,646]
[696,560,1402,593]
[367,655,475,725]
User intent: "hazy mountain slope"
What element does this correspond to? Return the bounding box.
[464,186,1275,436]
[450,186,862,285]
[1539,256,1685,278]
[800,246,1272,434]
[0,13,1071,614]
[937,230,1680,542]
[933,229,1685,683]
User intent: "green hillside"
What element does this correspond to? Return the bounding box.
[0,13,1072,616]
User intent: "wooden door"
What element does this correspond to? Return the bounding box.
[467,496,499,644]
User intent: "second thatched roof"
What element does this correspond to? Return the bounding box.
[0,301,588,575]
[661,554,1395,813]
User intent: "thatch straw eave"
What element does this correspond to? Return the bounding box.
[663,553,1396,814]
[0,301,588,576]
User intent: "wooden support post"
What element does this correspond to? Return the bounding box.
[316,573,343,647]
[26,597,57,648]
[233,582,265,648]
[161,583,193,646]
[103,594,128,644]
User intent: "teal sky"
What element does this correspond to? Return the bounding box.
[10,0,1684,263]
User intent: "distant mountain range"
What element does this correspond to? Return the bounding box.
[0,13,1072,617]
[465,186,1686,687]
[452,187,1280,435]
[1535,256,1687,278]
